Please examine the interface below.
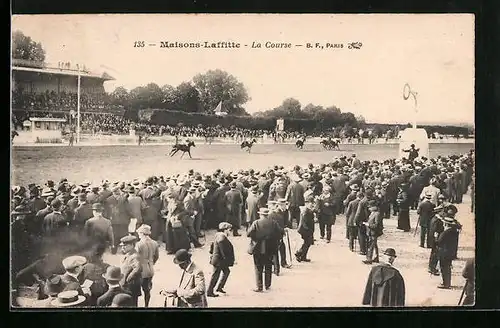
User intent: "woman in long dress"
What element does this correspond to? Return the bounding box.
[164,199,191,254]
[396,183,411,232]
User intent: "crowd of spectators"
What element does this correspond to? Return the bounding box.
[12,90,116,112]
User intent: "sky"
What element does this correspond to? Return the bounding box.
[11,14,474,124]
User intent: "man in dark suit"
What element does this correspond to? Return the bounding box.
[346,192,363,252]
[73,193,93,232]
[224,181,243,236]
[247,207,283,292]
[107,187,133,250]
[98,181,113,218]
[417,192,435,248]
[207,222,235,297]
[270,199,290,275]
[428,207,444,275]
[354,188,373,255]
[97,266,129,307]
[295,196,315,262]
[436,205,460,289]
[285,174,305,229]
[461,257,475,306]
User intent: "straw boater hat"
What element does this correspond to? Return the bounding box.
[51,290,86,307]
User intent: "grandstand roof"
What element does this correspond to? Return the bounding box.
[12,64,115,81]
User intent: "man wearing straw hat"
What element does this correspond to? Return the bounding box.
[436,205,460,289]
[51,290,86,308]
[247,207,283,292]
[135,224,159,307]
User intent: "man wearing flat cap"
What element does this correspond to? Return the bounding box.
[362,248,405,307]
[295,196,316,262]
[207,222,235,297]
[119,235,142,306]
[163,249,208,308]
[247,207,283,292]
[59,256,90,301]
[135,224,159,307]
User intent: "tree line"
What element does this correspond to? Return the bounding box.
[12,30,473,137]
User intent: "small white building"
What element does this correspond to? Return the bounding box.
[28,117,66,143]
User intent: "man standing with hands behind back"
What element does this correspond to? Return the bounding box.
[247,207,283,292]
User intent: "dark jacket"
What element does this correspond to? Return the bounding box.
[209,232,235,267]
[96,285,129,307]
[247,216,283,255]
[285,181,305,207]
[298,207,315,236]
[428,215,444,249]
[362,263,405,307]
[417,200,435,227]
[73,202,94,225]
[436,226,459,259]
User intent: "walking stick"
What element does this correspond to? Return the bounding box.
[458,280,468,306]
[286,229,293,266]
[413,217,420,237]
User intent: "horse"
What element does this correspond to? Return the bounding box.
[169,141,196,158]
[241,139,257,153]
[295,136,306,149]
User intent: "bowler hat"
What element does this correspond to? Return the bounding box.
[102,266,123,281]
[383,248,397,258]
[51,290,86,307]
[444,204,458,217]
[173,249,192,265]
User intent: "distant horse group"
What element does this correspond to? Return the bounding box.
[320,139,340,150]
[295,136,306,149]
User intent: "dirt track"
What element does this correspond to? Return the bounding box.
[12,142,475,307]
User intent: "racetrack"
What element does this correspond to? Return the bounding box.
[12,142,475,308]
[11,142,473,186]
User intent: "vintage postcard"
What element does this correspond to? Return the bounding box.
[11,14,474,308]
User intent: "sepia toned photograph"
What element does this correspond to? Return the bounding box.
[10,14,475,309]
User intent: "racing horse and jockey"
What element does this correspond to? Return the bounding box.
[295,135,306,149]
[320,138,340,150]
[241,138,257,153]
[170,140,196,158]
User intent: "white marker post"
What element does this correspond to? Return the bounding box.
[400,83,429,159]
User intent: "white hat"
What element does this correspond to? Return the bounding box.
[62,256,87,270]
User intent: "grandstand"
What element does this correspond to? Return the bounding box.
[11,59,120,119]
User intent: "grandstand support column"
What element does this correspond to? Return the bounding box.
[76,64,81,143]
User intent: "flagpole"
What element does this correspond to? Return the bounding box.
[77,64,81,143]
